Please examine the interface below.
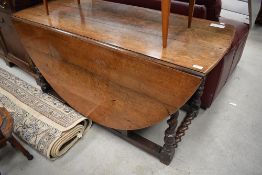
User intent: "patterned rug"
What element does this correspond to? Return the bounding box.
[0,67,92,159]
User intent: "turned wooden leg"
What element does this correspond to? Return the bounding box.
[175,78,205,146]
[188,77,205,118]
[159,111,179,165]
[4,60,14,68]
[34,67,52,93]
[161,0,171,48]
[43,0,49,15]
[9,135,33,160]
[188,0,196,28]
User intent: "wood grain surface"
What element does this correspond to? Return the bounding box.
[13,19,202,130]
[13,0,235,74]
[42,0,193,48]
[161,0,171,48]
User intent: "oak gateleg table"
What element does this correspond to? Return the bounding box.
[12,0,234,165]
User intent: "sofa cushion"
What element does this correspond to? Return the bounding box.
[104,0,207,18]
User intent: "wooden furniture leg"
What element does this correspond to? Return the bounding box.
[161,0,195,46]
[161,0,171,48]
[108,78,205,165]
[109,111,179,165]
[43,0,49,15]
[159,111,179,164]
[187,77,205,118]
[0,107,34,160]
[44,0,81,15]
[0,31,14,68]
[175,78,205,145]
[9,135,33,160]
[34,66,52,93]
[4,60,15,68]
[188,0,196,28]
[34,66,68,104]
[174,78,205,152]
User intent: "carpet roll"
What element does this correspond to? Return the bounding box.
[0,67,92,159]
[49,120,91,159]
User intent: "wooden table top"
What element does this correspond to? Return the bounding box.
[13,0,235,75]
[12,0,234,129]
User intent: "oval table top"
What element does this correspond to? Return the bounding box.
[12,0,235,130]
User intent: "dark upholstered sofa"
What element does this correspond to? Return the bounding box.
[104,0,250,109]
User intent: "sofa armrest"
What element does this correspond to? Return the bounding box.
[104,0,207,19]
[201,17,249,109]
